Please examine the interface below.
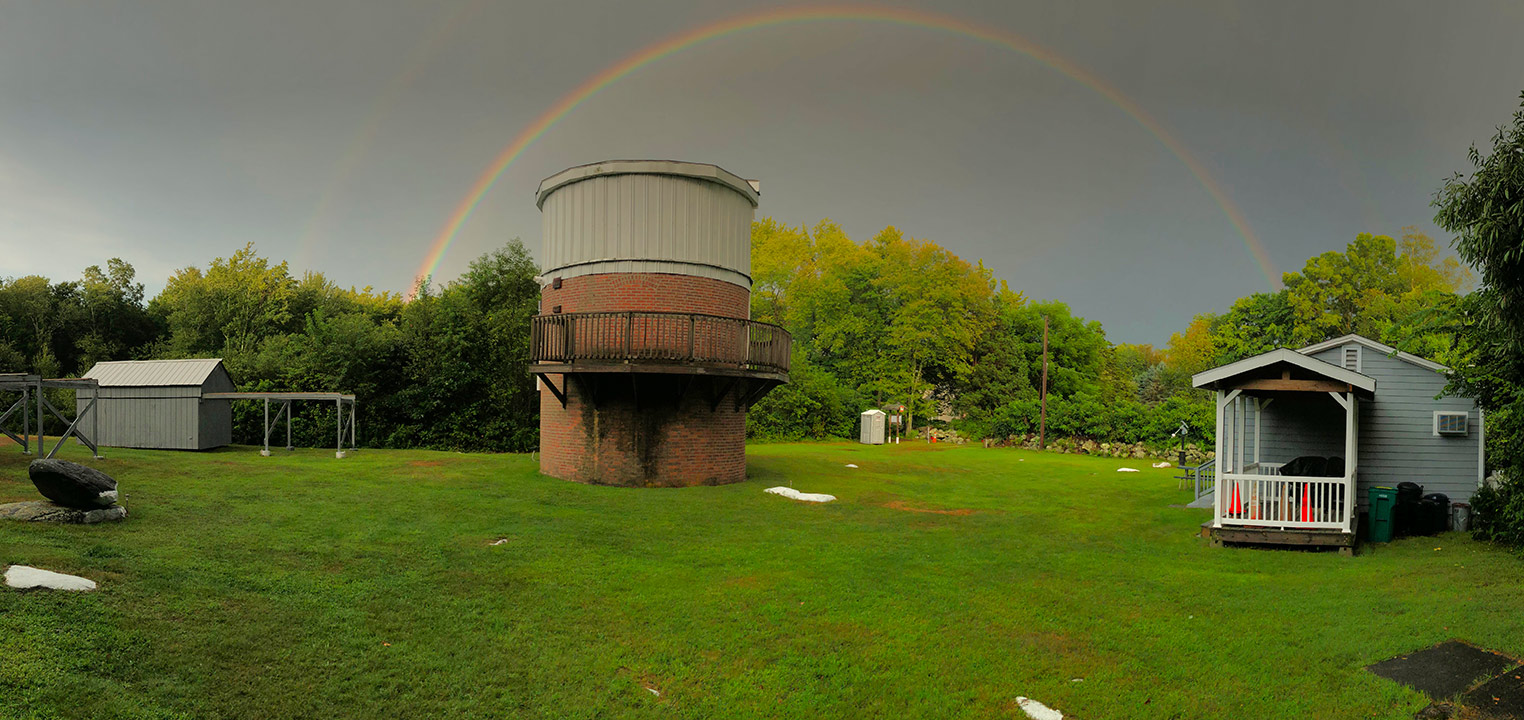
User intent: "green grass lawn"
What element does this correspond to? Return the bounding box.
[2,440,1521,719]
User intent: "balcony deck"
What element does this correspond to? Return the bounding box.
[529,311,791,408]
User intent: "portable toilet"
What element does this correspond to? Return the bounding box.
[860,409,886,445]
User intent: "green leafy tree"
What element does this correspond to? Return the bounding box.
[151,243,296,362]
[1434,93,1524,536]
[76,259,155,368]
[876,227,994,432]
[749,218,812,326]
[1165,313,1217,378]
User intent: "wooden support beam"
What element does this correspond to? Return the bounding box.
[1232,379,1353,393]
[536,374,567,409]
[579,374,601,409]
[739,380,774,410]
[674,375,695,406]
[710,377,737,411]
[732,378,749,412]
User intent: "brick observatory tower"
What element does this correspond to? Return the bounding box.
[529,160,791,487]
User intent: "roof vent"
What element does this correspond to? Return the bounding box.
[1342,346,1361,372]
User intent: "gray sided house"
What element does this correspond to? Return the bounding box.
[79,359,236,450]
[1192,334,1482,547]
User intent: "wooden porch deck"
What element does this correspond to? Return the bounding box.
[1200,522,1357,556]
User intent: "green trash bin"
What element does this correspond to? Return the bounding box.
[1369,486,1397,543]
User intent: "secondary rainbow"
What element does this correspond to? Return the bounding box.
[415,4,1277,291]
[298,0,484,267]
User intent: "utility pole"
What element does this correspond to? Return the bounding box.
[1040,315,1049,450]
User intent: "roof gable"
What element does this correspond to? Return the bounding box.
[1298,334,1447,373]
[1192,348,1376,393]
[83,359,228,387]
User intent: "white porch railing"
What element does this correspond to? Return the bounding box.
[1217,468,1356,532]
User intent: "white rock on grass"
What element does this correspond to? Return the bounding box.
[1016,696,1064,720]
[1116,467,1140,473]
[764,487,836,503]
[845,463,859,468]
[1151,461,1172,468]
[4,565,96,591]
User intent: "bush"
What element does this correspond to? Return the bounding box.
[747,357,863,440]
[1472,475,1524,546]
[961,391,1214,447]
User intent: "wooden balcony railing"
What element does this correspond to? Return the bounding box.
[531,311,791,376]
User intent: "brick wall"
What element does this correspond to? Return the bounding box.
[539,373,748,487]
[539,272,749,319]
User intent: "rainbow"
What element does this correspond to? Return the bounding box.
[414,4,1277,292]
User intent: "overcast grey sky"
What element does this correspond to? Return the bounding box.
[2,1,1521,344]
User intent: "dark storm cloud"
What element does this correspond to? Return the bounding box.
[1,0,1520,343]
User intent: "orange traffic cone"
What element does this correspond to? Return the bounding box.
[1300,484,1311,522]
[1228,482,1241,518]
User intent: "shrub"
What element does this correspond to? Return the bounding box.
[747,357,863,440]
[1471,475,1524,546]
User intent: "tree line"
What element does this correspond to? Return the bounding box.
[744,220,1472,452]
[0,243,542,451]
[0,208,1483,458]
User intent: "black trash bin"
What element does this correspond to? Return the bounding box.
[1395,482,1424,537]
[1420,493,1451,535]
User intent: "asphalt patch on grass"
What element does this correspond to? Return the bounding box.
[1367,641,1517,700]
[1464,665,1524,718]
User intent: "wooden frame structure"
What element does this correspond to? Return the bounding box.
[0,373,36,454]
[1,373,102,459]
[202,392,357,458]
[1194,349,1374,549]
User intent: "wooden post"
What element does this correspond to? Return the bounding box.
[1214,390,1225,527]
[1214,389,1241,528]
[22,384,30,455]
[335,398,344,458]
[1040,315,1049,450]
[1253,398,1261,467]
[1346,393,1357,533]
[1235,395,1245,473]
[262,398,270,456]
[92,384,100,459]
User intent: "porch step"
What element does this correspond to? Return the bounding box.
[1186,492,1214,509]
[1204,523,1356,555]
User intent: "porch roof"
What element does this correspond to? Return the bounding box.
[1191,348,1376,394]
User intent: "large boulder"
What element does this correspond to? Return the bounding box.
[27,459,118,509]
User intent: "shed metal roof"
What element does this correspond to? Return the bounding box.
[83,359,227,387]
